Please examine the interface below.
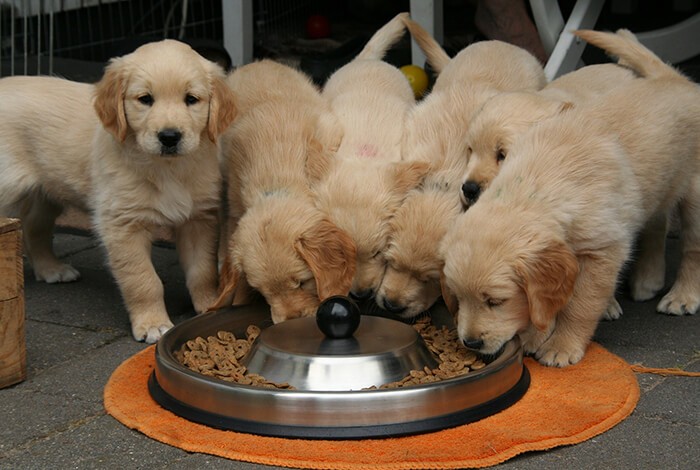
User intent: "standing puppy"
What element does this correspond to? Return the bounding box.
[211,60,356,324]
[0,40,237,342]
[457,63,638,321]
[313,13,430,301]
[376,17,546,319]
[440,29,700,367]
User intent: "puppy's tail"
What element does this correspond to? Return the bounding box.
[573,29,684,81]
[402,16,451,73]
[356,12,409,61]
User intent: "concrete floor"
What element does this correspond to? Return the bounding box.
[0,231,697,469]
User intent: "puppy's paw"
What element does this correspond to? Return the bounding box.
[191,288,219,314]
[630,276,664,302]
[519,326,551,355]
[35,263,81,283]
[657,286,699,316]
[601,297,623,321]
[535,344,586,367]
[131,320,174,343]
[535,338,586,367]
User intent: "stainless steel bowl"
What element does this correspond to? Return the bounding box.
[149,301,529,439]
[243,314,438,391]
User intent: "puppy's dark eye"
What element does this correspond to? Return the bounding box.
[486,298,504,308]
[137,94,154,106]
[496,149,506,163]
[466,146,473,157]
[185,94,199,106]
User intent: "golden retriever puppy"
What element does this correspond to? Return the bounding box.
[377,165,464,318]
[440,29,700,367]
[458,63,638,321]
[0,40,236,343]
[460,63,638,207]
[210,60,356,324]
[313,13,430,301]
[376,17,546,318]
[574,29,700,310]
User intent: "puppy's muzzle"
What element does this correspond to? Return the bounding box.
[463,337,506,362]
[461,181,481,207]
[158,128,182,155]
[382,298,407,315]
[350,289,374,301]
[462,337,484,351]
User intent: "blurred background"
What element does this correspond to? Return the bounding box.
[1,1,698,83]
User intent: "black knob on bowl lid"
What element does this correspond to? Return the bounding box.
[316,295,361,339]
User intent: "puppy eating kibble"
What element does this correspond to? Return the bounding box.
[312,13,430,302]
[375,16,546,319]
[210,59,356,324]
[0,40,237,342]
[440,29,700,367]
[456,62,639,322]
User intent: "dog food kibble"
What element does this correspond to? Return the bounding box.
[365,317,482,389]
[175,327,294,389]
[176,317,485,390]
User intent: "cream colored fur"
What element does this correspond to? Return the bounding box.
[0,40,237,343]
[459,63,638,321]
[461,63,638,207]
[440,29,700,367]
[376,17,546,318]
[313,13,430,299]
[211,60,356,323]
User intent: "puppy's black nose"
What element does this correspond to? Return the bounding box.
[350,289,373,301]
[463,338,484,350]
[382,298,407,314]
[158,128,182,149]
[461,181,481,205]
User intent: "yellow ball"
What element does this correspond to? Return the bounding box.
[400,65,429,98]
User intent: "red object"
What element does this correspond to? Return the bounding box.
[306,14,331,39]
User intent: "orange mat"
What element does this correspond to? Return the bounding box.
[104,343,639,469]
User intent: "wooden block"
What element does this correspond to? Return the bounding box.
[0,218,26,388]
[0,218,21,300]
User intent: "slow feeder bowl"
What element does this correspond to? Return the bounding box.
[149,297,529,439]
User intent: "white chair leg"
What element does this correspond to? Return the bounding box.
[409,0,444,66]
[223,0,253,67]
[530,0,565,57]
[543,0,606,81]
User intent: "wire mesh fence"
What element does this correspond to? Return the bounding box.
[0,0,223,78]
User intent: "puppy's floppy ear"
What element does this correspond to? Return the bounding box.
[206,256,242,311]
[295,219,357,300]
[439,270,459,319]
[303,118,335,183]
[437,236,459,318]
[304,111,344,183]
[304,137,333,183]
[391,160,432,194]
[514,239,578,331]
[94,58,128,142]
[317,111,343,146]
[207,73,238,142]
